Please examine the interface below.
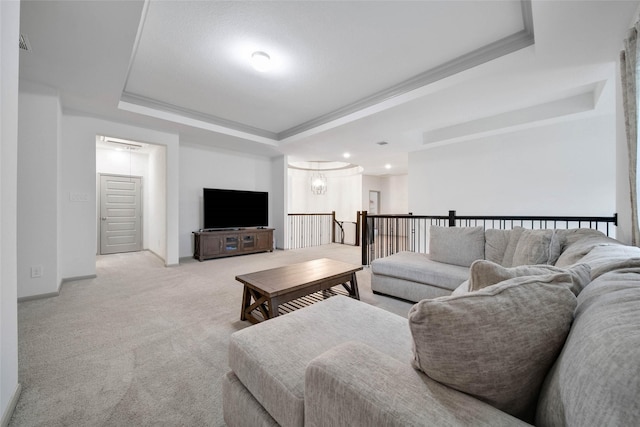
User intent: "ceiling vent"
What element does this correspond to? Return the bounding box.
[19,34,31,52]
[376,141,389,146]
[108,140,143,151]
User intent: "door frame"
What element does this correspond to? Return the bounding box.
[97,173,144,255]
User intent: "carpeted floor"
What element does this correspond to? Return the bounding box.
[10,244,412,426]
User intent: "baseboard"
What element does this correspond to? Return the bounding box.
[18,291,59,303]
[146,249,165,263]
[1,383,21,427]
[17,275,97,302]
[145,249,179,267]
[62,274,97,283]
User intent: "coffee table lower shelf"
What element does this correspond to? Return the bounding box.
[243,287,351,323]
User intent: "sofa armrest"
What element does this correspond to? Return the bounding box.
[305,342,530,427]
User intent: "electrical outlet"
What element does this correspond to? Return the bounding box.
[30,265,43,278]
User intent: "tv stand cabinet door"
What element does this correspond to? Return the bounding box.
[198,234,223,260]
[255,229,273,251]
[240,233,256,251]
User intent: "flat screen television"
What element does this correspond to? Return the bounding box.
[203,188,268,230]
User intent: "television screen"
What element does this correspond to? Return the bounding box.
[203,188,268,230]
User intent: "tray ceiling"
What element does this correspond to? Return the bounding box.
[121,0,532,142]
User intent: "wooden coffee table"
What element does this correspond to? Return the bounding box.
[236,258,362,324]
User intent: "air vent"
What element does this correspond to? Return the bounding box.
[376,141,389,146]
[19,34,31,52]
[108,140,143,151]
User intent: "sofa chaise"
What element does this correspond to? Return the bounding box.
[222,227,640,426]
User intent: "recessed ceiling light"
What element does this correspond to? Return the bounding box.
[343,152,351,159]
[251,51,271,72]
[385,164,392,169]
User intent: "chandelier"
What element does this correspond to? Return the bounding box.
[310,172,327,195]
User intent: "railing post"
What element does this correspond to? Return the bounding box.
[448,210,456,227]
[331,211,336,243]
[361,211,368,265]
[355,211,361,247]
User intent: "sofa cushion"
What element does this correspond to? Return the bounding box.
[468,259,591,296]
[485,229,511,265]
[554,228,618,267]
[305,342,530,427]
[371,275,453,302]
[590,257,640,280]
[501,227,525,267]
[429,226,485,267]
[371,251,469,289]
[228,296,411,427]
[451,279,470,296]
[577,243,640,271]
[511,229,562,266]
[536,263,640,426]
[408,274,576,422]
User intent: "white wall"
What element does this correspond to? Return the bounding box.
[179,142,273,258]
[361,175,382,214]
[409,114,616,218]
[147,145,167,259]
[382,174,409,214]
[17,86,61,299]
[362,174,408,214]
[288,168,361,222]
[270,156,287,249]
[61,114,179,281]
[1,0,21,423]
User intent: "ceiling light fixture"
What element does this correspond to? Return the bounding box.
[343,152,351,159]
[385,164,392,170]
[310,172,327,195]
[251,51,271,72]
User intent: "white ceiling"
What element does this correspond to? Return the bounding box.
[18,1,639,176]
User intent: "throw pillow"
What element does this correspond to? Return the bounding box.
[429,226,485,268]
[501,226,525,267]
[468,259,591,296]
[408,274,577,422]
[554,229,614,267]
[511,229,562,266]
[485,229,511,265]
[451,279,470,296]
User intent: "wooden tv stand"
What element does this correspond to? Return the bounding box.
[193,228,274,261]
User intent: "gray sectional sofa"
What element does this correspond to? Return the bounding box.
[222,227,640,426]
[371,225,617,302]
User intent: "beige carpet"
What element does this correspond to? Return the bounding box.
[10,244,412,426]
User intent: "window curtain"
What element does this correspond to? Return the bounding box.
[621,22,640,245]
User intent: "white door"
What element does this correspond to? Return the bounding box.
[100,175,142,255]
[369,191,380,215]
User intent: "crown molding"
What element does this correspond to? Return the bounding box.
[120,0,534,144]
[119,92,279,141]
[279,30,534,140]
